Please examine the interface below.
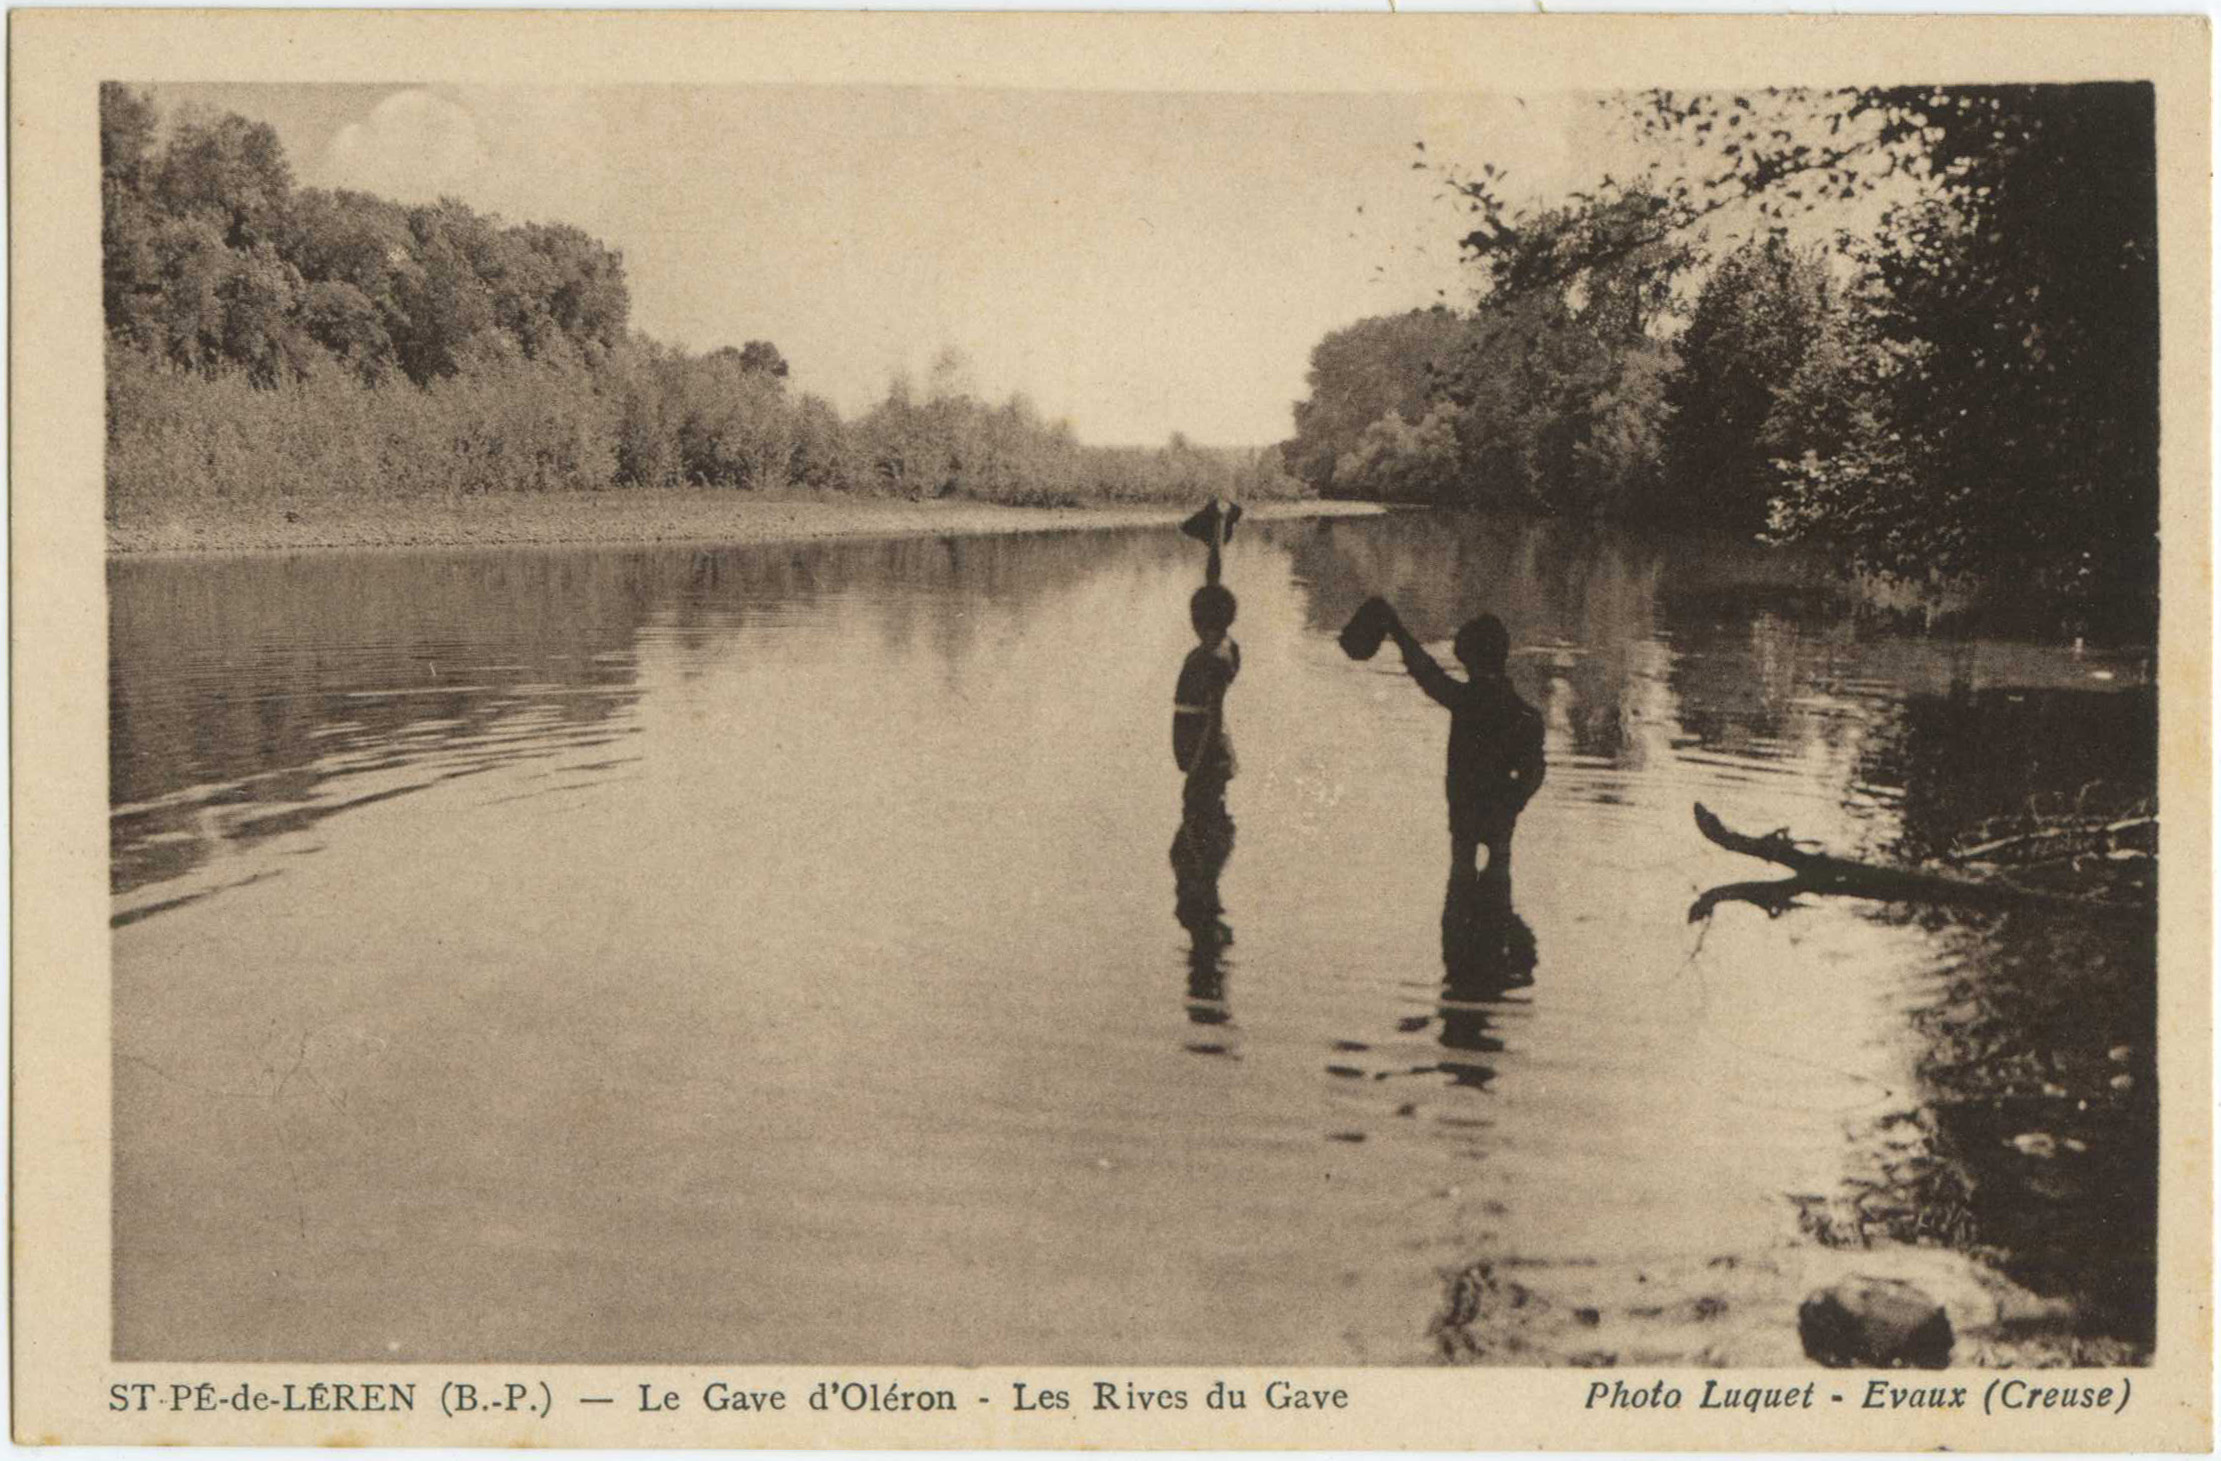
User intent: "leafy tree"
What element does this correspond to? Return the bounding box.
[504,222,629,363]
[1849,86,2158,612]
[788,391,855,490]
[1433,189,1689,517]
[209,244,312,385]
[1628,86,2156,613]
[100,81,159,181]
[1333,404,1461,503]
[737,340,789,379]
[1286,308,1469,495]
[280,188,413,300]
[656,346,795,488]
[152,107,294,250]
[293,280,397,382]
[277,189,415,381]
[1658,236,1840,533]
[1413,83,2158,623]
[388,199,500,381]
[100,84,166,345]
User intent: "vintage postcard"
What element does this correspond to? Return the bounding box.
[11,8,2212,1450]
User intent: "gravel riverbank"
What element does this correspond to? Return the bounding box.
[107,492,1382,555]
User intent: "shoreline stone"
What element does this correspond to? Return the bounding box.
[1799,1277,1955,1369]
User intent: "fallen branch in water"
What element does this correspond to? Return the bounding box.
[1688,803,2149,923]
[1687,875,1814,924]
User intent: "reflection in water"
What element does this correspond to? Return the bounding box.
[1843,681,2160,1355]
[110,512,2158,1366]
[1172,766,1237,1042]
[108,532,1160,915]
[1911,908,2157,1353]
[1433,871,1536,1091]
[1863,683,2158,866]
[107,554,653,901]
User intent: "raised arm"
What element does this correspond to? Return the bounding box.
[1388,618,1459,709]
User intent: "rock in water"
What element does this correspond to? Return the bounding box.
[1799,1278,1953,1368]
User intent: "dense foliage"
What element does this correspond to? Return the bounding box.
[102,85,1303,518]
[1286,84,2160,626]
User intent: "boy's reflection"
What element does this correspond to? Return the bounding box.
[1172,768,1236,1034]
[1432,870,1536,1089]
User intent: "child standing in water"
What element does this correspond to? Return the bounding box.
[1171,582,1241,979]
[1381,608,1545,877]
[1173,584,1240,791]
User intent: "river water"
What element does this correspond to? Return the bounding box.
[110,510,2157,1365]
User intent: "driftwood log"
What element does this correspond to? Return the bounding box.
[1689,803,2146,922]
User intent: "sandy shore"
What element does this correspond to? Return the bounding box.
[106,491,1384,555]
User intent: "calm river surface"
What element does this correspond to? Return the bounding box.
[111,511,2157,1365]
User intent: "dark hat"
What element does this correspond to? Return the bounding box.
[1338,596,1398,660]
[1180,498,1243,547]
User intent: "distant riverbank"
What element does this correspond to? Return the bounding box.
[107,492,1385,556]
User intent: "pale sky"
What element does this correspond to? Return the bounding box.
[151,83,1657,444]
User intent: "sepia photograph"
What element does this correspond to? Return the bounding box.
[11,10,2212,1451]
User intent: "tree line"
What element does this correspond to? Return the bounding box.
[102,84,1301,518]
[1284,84,2159,628]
